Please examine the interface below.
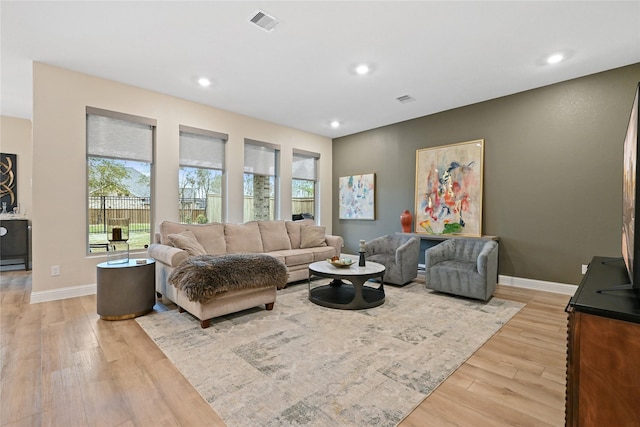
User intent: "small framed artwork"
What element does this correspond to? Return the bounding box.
[339,173,375,220]
[415,139,484,236]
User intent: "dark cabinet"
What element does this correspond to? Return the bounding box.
[566,256,640,426]
[0,219,30,270]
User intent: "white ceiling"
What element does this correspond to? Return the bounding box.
[2,1,639,138]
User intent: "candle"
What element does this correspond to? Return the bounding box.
[359,240,365,252]
[112,227,122,241]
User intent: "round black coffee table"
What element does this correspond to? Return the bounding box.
[308,260,385,309]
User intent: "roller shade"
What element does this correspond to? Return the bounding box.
[87,113,153,162]
[292,152,318,181]
[244,142,277,176]
[179,130,225,170]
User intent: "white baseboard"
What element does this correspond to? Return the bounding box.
[27,275,576,304]
[499,274,578,296]
[30,283,96,304]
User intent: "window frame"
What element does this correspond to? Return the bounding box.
[243,139,281,221]
[86,106,156,255]
[292,149,320,220]
[178,125,228,224]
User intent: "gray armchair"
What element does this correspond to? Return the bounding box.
[424,238,498,301]
[364,233,420,285]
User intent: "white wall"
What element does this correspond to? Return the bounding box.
[0,116,33,216]
[31,62,332,299]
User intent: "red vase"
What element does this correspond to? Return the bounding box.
[400,210,413,233]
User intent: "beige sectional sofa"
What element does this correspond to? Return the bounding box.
[147,219,343,327]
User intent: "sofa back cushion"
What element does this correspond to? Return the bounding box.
[258,220,292,252]
[285,219,315,249]
[159,221,187,245]
[224,221,264,253]
[159,221,226,255]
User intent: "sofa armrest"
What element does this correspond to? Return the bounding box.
[148,243,189,267]
[395,237,419,264]
[477,241,498,277]
[325,234,344,256]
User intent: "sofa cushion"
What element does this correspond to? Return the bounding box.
[225,221,264,253]
[300,225,328,249]
[192,223,227,255]
[285,219,315,249]
[269,249,314,267]
[305,246,338,262]
[267,253,286,264]
[167,230,207,256]
[159,221,226,255]
[258,220,292,252]
[159,221,189,245]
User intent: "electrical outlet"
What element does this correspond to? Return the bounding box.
[51,265,60,276]
[581,264,588,275]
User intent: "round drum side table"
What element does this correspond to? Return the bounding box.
[96,259,155,320]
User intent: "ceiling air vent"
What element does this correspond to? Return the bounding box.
[396,95,415,104]
[249,10,279,31]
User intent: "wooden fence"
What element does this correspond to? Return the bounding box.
[89,196,315,232]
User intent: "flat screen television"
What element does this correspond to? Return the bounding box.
[620,82,640,289]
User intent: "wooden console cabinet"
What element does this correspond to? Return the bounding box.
[566,256,640,426]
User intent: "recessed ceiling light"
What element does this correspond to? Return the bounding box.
[355,64,370,75]
[330,120,341,128]
[546,53,564,64]
[197,77,211,87]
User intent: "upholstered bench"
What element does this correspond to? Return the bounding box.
[168,253,288,328]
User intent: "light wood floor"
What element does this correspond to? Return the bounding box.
[1,270,568,426]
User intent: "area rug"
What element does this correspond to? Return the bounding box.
[136,281,523,426]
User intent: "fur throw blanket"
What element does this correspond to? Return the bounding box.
[168,254,288,303]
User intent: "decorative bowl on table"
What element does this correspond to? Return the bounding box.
[327,258,354,268]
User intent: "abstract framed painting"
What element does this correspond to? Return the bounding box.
[0,153,17,212]
[339,173,375,220]
[414,140,484,236]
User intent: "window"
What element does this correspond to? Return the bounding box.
[179,126,227,224]
[86,107,155,253]
[292,150,319,220]
[244,140,280,221]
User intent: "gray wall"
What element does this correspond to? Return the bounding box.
[332,63,640,285]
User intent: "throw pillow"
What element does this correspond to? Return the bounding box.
[285,219,315,249]
[167,230,207,256]
[300,225,327,248]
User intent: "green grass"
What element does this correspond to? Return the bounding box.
[89,231,150,251]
